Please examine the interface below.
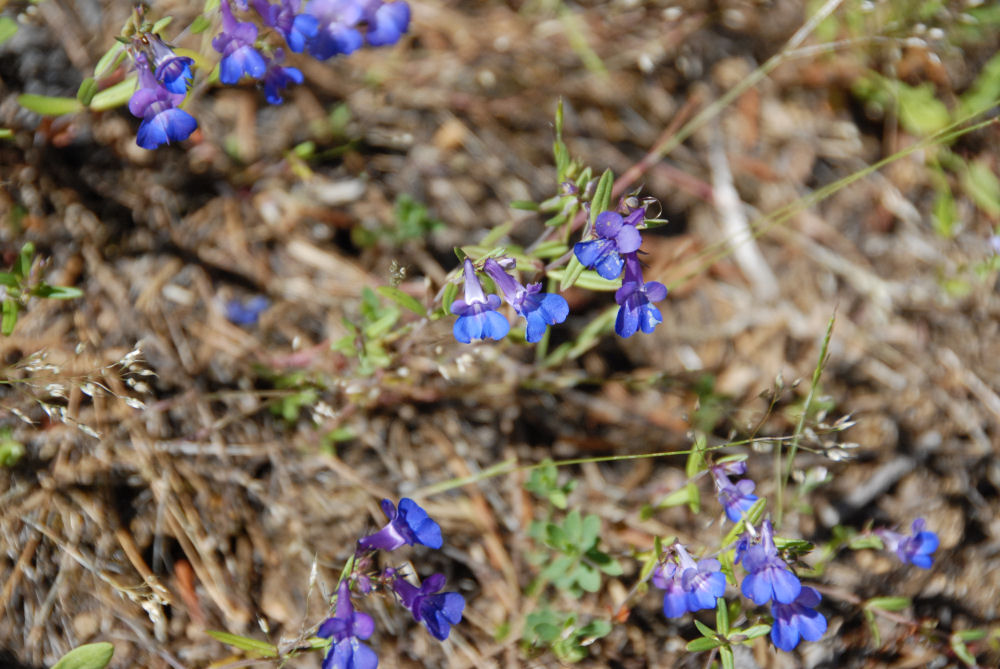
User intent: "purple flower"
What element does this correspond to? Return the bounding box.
[876,518,939,569]
[128,55,198,150]
[262,49,304,104]
[363,1,410,46]
[302,0,364,59]
[451,259,510,343]
[391,572,465,641]
[741,520,801,605]
[573,209,643,280]
[357,498,442,553]
[318,581,378,669]
[481,258,569,343]
[252,0,319,52]
[710,466,758,523]
[652,544,726,617]
[770,586,827,651]
[614,253,667,338]
[213,0,268,84]
[225,295,270,325]
[146,35,194,94]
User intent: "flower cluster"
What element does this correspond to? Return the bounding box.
[318,498,464,669]
[451,257,569,344]
[573,206,667,338]
[710,461,758,523]
[124,0,411,148]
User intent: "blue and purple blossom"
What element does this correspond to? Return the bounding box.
[573,209,643,280]
[614,253,667,338]
[482,258,569,343]
[318,580,378,669]
[451,259,510,343]
[225,295,270,325]
[214,0,268,84]
[129,54,198,150]
[357,498,442,553]
[711,465,758,523]
[145,35,194,94]
[362,0,411,46]
[652,543,726,617]
[390,571,465,641]
[770,586,827,651]
[740,520,802,605]
[262,49,304,103]
[252,0,319,52]
[876,518,939,569]
[301,0,365,59]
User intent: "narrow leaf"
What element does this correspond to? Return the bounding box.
[589,168,614,225]
[89,76,138,111]
[686,637,724,651]
[16,243,34,279]
[205,630,279,658]
[31,284,84,300]
[0,16,18,45]
[94,42,126,78]
[376,285,426,316]
[2,300,18,336]
[548,266,618,292]
[17,94,83,116]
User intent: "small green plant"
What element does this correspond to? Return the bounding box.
[0,242,83,336]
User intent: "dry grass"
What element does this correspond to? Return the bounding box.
[1,1,1000,667]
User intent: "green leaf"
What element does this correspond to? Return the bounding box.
[693,619,716,639]
[532,240,569,259]
[479,221,513,248]
[932,178,957,238]
[739,624,772,641]
[376,285,425,316]
[31,284,83,299]
[719,645,735,669]
[548,267,619,292]
[440,281,459,315]
[190,14,212,34]
[656,485,695,509]
[864,608,881,646]
[94,42,126,78]
[0,16,18,45]
[954,629,988,642]
[16,242,34,279]
[77,78,98,106]
[848,535,884,550]
[510,200,539,211]
[89,76,138,111]
[151,16,174,34]
[205,630,279,658]
[17,94,83,116]
[2,299,19,336]
[686,637,724,651]
[577,619,611,639]
[562,510,583,547]
[896,82,951,136]
[961,160,1000,218]
[0,431,25,467]
[588,549,623,576]
[580,514,601,550]
[0,129,12,140]
[0,272,17,288]
[589,168,614,225]
[51,642,115,669]
[865,596,911,612]
[716,597,730,637]
[574,562,601,592]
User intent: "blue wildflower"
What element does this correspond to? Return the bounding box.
[876,518,939,569]
[357,498,443,553]
[740,520,801,605]
[225,295,270,325]
[451,259,510,343]
[391,571,465,641]
[128,54,198,150]
[711,465,758,523]
[213,0,268,84]
[770,586,827,652]
[302,0,364,59]
[363,1,410,46]
[573,209,643,280]
[262,49,304,104]
[252,0,319,52]
[318,580,378,669]
[145,35,194,94]
[614,253,667,338]
[652,543,726,617]
[481,258,568,343]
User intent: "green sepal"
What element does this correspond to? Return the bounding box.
[17,94,84,116]
[51,642,115,669]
